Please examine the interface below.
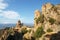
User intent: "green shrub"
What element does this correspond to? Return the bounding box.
[47,28,53,32]
[28,29,31,33]
[36,15,44,24]
[49,17,56,24]
[21,28,28,34]
[34,26,45,38]
[8,28,14,34]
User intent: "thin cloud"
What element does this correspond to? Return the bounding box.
[0,0,4,2]
[3,11,20,19]
[0,0,20,23]
[0,0,8,10]
[0,3,8,9]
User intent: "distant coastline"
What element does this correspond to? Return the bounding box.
[0,23,34,29]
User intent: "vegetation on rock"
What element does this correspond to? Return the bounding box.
[49,17,56,25]
[34,26,45,38]
[36,15,44,24]
[47,28,53,32]
[8,28,14,35]
[21,28,28,34]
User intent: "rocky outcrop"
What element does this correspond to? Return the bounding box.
[34,3,60,32]
[15,20,21,29]
[14,20,23,32]
[23,29,34,40]
[34,10,41,28]
[34,3,60,40]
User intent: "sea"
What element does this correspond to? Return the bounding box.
[0,23,34,29]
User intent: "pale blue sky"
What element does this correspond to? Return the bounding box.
[0,0,60,24]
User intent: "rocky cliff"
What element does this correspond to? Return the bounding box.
[34,3,60,40]
[34,3,60,32]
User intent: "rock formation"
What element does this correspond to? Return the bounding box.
[34,10,42,31]
[20,3,60,40]
[34,10,41,27]
[34,3,60,32]
[14,20,22,32]
[16,20,21,27]
[34,3,60,40]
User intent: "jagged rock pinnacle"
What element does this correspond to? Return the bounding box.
[34,10,41,18]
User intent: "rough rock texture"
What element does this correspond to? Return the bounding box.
[33,3,60,40]
[15,20,21,28]
[23,29,34,40]
[34,10,41,28]
[14,20,22,32]
[34,3,60,33]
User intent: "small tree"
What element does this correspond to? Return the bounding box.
[34,26,45,38]
[36,15,44,24]
[47,28,53,32]
[49,17,56,25]
[21,27,28,34]
[8,28,14,35]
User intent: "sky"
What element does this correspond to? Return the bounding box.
[0,0,60,24]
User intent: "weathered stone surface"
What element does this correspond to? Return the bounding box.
[35,3,60,32]
[34,3,60,40]
[45,3,53,10]
[34,10,41,18]
[34,10,41,28]
[16,20,21,27]
[14,20,22,32]
[23,29,34,40]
